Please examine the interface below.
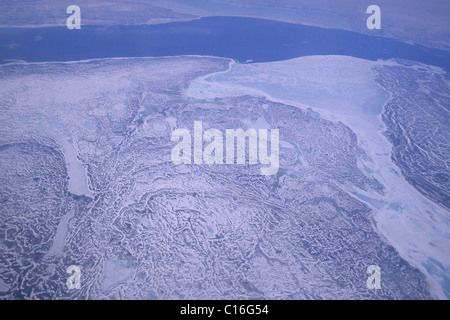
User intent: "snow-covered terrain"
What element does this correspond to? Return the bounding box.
[186,55,450,298]
[0,56,442,299]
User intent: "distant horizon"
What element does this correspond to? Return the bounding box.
[1,16,449,71]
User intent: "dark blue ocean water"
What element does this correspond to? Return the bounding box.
[0,16,449,70]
